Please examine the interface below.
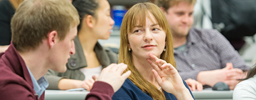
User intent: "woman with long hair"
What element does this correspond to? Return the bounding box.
[112,2,194,100]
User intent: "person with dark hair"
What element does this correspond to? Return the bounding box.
[233,64,256,100]
[45,0,117,90]
[155,0,250,90]
[0,0,24,52]
[112,2,194,100]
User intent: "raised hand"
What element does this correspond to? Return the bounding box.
[147,54,193,100]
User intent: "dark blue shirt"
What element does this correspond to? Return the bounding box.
[112,79,194,100]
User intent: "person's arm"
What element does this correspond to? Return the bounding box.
[45,70,94,90]
[85,81,114,100]
[197,62,245,89]
[85,63,131,100]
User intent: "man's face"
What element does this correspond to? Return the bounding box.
[49,26,77,72]
[164,2,194,38]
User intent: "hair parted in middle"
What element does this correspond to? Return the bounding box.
[118,2,176,100]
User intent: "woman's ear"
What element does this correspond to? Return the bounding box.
[85,15,95,28]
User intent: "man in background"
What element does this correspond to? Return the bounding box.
[155,0,250,90]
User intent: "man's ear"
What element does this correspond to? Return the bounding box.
[47,31,58,48]
[85,15,95,28]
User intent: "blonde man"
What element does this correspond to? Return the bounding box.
[0,0,130,100]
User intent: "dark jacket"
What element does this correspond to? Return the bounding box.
[0,0,15,45]
[45,37,118,89]
[0,43,45,100]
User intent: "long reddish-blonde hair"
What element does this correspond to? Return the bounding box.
[119,2,176,100]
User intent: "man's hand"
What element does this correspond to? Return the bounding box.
[96,63,131,92]
[197,63,245,89]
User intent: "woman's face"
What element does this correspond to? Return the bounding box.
[93,0,114,40]
[128,12,166,59]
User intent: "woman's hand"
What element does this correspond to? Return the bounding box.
[147,53,193,100]
[185,78,203,91]
[81,78,95,91]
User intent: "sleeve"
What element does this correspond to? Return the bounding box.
[205,29,250,71]
[0,82,36,100]
[233,80,256,100]
[85,81,114,100]
[44,69,62,90]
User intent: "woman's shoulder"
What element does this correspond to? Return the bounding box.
[236,76,256,89]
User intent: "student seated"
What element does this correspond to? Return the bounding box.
[155,0,250,90]
[112,2,194,100]
[45,0,117,91]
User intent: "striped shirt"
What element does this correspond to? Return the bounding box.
[174,28,250,80]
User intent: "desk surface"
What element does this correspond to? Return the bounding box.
[45,89,233,100]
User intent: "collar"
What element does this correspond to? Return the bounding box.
[174,28,198,54]
[27,67,49,98]
[67,37,111,70]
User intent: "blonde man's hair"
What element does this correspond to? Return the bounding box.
[119,2,176,100]
[155,0,196,12]
[11,0,80,52]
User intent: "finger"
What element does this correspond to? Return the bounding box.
[112,63,124,72]
[196,82,203,91]
[186,81,194,91]
[147,58,161,72]
[149,53,159,62]
[224,63,233,70]
[116,64,128,75]
[161,63,176,74]
[191,82,195,91]
[82,82,90,90]
[92,75,98,81]
[102,63,117,72]
[152,69,162,84]
[156,59,167,67]
[121,70,131,80]
[230,69,243,74]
